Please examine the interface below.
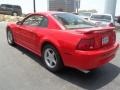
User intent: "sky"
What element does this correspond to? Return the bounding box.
[80,0,105,13]
[0,0,120,15]
[80,0,120,15]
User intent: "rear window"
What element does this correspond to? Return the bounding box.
[53,12,95,29]
[90,15,111,22]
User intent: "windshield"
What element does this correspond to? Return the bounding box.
[90,15,111,22]
[53,13,95,29]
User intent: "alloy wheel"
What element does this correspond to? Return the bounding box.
[44,48,57,68]
[7,30,13,44]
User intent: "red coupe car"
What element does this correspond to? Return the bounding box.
[6,11,119,72]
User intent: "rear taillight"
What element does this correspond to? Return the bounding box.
[77,38,95,50]
[112,30,116,44]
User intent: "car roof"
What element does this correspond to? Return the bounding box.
[33,11,69,15]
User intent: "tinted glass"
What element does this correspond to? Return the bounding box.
[23,15,48,27]
[90,15,111,22]
[53,13,95,29]
[14,6,21,9]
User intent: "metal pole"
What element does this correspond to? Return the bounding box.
[47,0,49,11]
[76,0,80,13]
[33,0,36,13]
[77,0,79,13]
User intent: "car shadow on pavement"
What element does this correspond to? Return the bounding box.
[13,45,45,66]
[55,64,120,90]
[14,45,120,90]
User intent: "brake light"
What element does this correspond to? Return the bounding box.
[112,30,116,44]
[77,38,95,50]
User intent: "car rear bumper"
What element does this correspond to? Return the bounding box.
[63,43,119,70]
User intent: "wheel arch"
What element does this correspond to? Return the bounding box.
[40,40,61,55]
[6,24,16,34]
[41,40,65,66]
[6,25,13,32]
[6,26,13,36]
[6,26,13,34]
[40,40,65,65]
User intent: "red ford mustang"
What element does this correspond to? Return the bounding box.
[6,11,119,72]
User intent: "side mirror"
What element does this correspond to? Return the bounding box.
[16,21,22,25]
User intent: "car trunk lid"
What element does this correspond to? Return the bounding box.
[74,27,116,50]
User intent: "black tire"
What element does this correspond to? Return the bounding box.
[12,12,18,16]
[7,29,15,45]
[42,44,64,72]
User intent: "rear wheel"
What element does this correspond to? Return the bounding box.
[12,12,18,16]
[7,29,15,45]
[42,44,64,72]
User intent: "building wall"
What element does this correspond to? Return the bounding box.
[104,0,117,17]
[49,0,80,12]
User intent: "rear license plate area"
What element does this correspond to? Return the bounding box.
[102,36,109,45]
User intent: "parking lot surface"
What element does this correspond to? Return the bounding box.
[0,22,120,90]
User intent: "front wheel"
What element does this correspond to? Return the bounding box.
[42,44,64,72]
[7,29,15,45]
[12,12,18,16]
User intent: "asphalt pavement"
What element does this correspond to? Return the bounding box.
[0,22,120,90]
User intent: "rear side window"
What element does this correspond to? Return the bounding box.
[7,5,12,8]
[14,6,21,9]
[1,4,8,8]
[23,15,48,27]
[4,5,12,8]
[1,4,21,9]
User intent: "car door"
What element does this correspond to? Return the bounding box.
[15,14,48,52]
